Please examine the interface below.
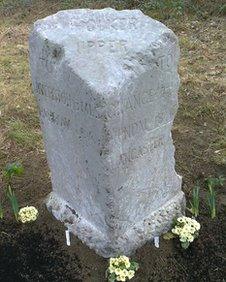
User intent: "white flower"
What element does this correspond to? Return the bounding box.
[189,226,196,234]
[194,222,201,231]
[108,256,138,281]
[110,258,115,265]
[172,216,200,247]
[177,217,185,223]
[122,269,129,276]
[109,265,115,273]
[18,206,38,223]
[172,227,180,235]
[127,270,135,279]
[114,268,121,276]
[187,234,194,242]
[116,274,126,281]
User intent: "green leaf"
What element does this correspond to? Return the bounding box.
[105,269,109,278]
[205,176,225,190]
[4,162,24,179]
[187,204,193,213]
[7,190,19,220]
[188,185,200,217]
[163,232,176,240]
[108,272,116,282]
[12,195,19,214]
[181,241,190,249]
[172,217,178,226]
[130,261,139,271]
[0,202,3,219]
[207,188,216,219]
[218,175,225,187]
[194,232,199,239]
[193,185,200,198]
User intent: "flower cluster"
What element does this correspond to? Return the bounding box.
[172,216,200,248]
[107,255,139,282]
[18,206,39,223]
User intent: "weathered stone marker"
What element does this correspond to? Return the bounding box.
[29,8,185,257]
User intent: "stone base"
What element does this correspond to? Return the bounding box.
[46,191,185,258]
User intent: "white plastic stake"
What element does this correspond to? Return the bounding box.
[154,236,159,248]
[65,229,71,246]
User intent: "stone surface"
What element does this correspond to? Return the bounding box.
[29,8,185,257]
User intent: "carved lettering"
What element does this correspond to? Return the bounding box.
[77,39,128,54]
[113,116,172,140]
[39,107,70,128]
[34,81,174,122]
[117,135,166,167]
[155,53,174,70]
[59,16,143,32]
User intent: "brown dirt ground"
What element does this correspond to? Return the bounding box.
[0,0,226,281]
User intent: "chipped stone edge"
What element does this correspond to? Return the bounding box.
[46,191,185,257]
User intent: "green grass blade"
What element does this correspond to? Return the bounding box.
[0,202,3,219]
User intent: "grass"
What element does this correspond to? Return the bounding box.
[7,119,41,149]
[211,137,226,166]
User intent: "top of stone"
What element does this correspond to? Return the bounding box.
[30,8,178,93]
[33,8,170,35]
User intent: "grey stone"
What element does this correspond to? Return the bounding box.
[29,8,185,257]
